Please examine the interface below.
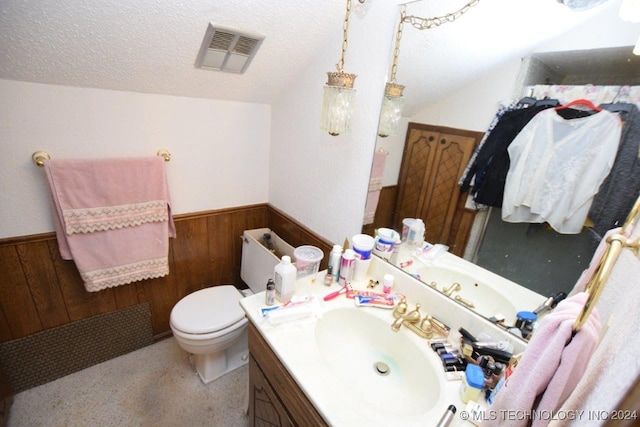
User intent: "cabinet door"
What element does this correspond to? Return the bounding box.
[249,356,294,427]
[393,123,482,255]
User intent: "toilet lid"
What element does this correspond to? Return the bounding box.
[171,285,245,335]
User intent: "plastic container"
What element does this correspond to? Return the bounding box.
[352,234,375,260]
[460,364,484,404]
[382,274,394,294]
[338,249,356,286]
[274,255,297,303]
[374,228,398,254]
[328,245,343,283]
[408,218,425,247]
[401,218,415,242]
[293,245,324,278]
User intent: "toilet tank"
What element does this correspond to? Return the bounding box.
[241,228,295,294]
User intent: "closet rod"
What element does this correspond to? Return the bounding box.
[31,149,171,167]
[573,194,640,333]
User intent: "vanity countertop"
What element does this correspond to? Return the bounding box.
[240,266,490,426]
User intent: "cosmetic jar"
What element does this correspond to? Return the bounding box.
[460,364,484,404]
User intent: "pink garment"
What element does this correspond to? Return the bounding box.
[483,292,601,427]
[44,156,176,292]
[363,150,387,225]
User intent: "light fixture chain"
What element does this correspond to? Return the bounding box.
[404,0,480,30]
[336,0,352,73]
[390,6,406,83]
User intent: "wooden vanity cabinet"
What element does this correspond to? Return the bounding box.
[248,323,328,427]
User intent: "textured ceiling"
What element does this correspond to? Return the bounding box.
[0,0,636,108]
[0,0,346,104]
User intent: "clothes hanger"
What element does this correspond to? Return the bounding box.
[598,86,633,114]
[555,98,602,112]
[534,98,560,107]
[599,102,634,114]
[517,96,537,107]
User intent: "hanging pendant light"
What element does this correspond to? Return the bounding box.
[378,7,406,138]
[321,0,357,136]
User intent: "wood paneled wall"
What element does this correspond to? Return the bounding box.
[0,204,332,342]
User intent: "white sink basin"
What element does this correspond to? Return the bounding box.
[315,308,440,415]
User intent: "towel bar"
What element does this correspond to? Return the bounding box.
[32,150,171,167]
[573,194,640,333]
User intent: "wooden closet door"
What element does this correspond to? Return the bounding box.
[393,123,483,256]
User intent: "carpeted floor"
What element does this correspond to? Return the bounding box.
[6,337,249,427]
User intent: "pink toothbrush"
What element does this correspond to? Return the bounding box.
[323,283,352,301]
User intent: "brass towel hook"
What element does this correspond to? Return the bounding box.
[157,149,171,162]
[32,151,50,167]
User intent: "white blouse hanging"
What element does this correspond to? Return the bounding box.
[502,108,622,234]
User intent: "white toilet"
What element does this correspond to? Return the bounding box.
[170,228,293,384]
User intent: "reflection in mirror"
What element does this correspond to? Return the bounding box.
[362,0,640,328]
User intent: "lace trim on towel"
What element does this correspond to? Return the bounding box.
[368,177,383,192]
[81,257,169,292]
[63,200,168,235]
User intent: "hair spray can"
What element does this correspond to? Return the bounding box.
[338,249,355,287]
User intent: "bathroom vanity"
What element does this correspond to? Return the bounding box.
[240,256,529,426]
[248,323,326,426]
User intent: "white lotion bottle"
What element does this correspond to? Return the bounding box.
[274,255,297,303]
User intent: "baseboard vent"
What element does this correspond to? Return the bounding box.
[0,303,153,393]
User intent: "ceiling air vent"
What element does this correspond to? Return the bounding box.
[195,24,264,74]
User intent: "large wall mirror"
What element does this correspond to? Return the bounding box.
[362,0,640,325]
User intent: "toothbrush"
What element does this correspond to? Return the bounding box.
[323,283,351,301]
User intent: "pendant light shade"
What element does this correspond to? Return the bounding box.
[377,83,405,137]
[321,0,357,136]
[321,71,357,136]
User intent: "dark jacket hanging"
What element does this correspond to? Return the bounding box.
[588,104,640,244]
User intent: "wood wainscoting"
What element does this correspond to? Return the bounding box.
[0,204,332,343]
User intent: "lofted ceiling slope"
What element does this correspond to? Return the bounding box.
[0,0,637,108]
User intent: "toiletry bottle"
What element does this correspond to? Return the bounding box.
[338,249,356,287]
[382,274,394,294]
[274,255,296,303]
[460,364,484,404]
[265,278,275,306]
[328,244,343,283]
[389,236,401,265]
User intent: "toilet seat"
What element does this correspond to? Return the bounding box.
[170,285,246,335]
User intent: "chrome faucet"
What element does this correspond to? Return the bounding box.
[443,282,461,297]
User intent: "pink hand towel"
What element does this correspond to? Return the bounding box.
[44,156,176,292]
[483,292,600,427]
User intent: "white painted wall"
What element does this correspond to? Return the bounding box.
[1,0,637,246]
[0,80,270,238]
[268,0,401,246]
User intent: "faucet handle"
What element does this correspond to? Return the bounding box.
[403,304,422,325]
[393,297,408,316]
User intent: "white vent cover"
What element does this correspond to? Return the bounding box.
[195,24,264,74]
